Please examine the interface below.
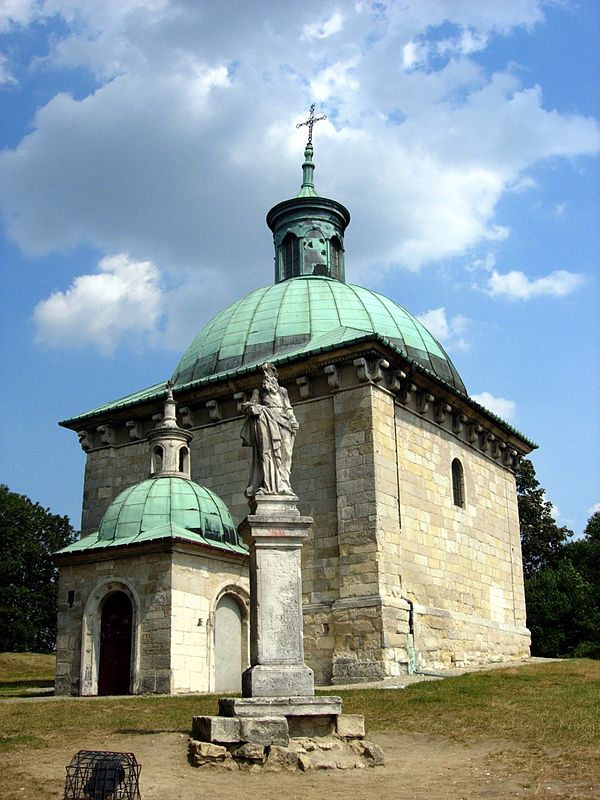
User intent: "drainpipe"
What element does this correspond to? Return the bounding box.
[403,597,444,677]
[404,597,418,675]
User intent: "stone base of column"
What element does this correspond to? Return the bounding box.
[189,705,384,771]
[242,664,314,698]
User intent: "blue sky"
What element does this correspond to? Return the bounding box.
[0,0,598,535]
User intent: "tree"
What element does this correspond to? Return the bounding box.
[524,560,600,657]
[0,485,76,652]
[516,458,572,578]
[516,463,600,658]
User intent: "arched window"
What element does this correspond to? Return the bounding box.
[178,446,189,475]
[151,445,163,474]
[282,233,299,279]
[330,236,342,279]
[452,458,465,508]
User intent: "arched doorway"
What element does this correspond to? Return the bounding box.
[214,594,243,692]
[98,591,133,696]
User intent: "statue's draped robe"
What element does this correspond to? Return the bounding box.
[242,386,297,495]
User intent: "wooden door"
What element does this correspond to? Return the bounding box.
[98,591,132,696]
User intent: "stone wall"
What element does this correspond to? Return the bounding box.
[56,550,173,695]
[71,354,530,687]
[170,549,249,693]
[394,404,529,668]
[56,546,248,696]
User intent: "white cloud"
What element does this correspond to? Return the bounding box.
[471,391,516,421]
[0,53,16,84]
[417,308,471,351]
[487,268,585,299]
[34,254,164,355]
[588,502,600,518]
[0,0,598,299]
[302,12,343,41]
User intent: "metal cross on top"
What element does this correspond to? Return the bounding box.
[296,103,327,144]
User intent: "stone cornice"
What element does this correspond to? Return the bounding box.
[53,536,249,567]
[66,338,535,468]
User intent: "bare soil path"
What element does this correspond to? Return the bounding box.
[1,730,535,800]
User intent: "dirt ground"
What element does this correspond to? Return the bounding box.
[1,729,547,800]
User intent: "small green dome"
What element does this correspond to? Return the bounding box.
[171,276,466,393]
[98,476,239,546]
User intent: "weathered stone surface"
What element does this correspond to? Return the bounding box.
[192,715,240,743]
[220,695,342,718]
[297,753,312,771]
[361,741,385,766]
[288,714,335,738]
[239,716,289,746]
[189,739,233,767]
[242,664,314,698]
[336,714,365,738]
[240,494,315,700]
[265,745,298,771]
[233,743,267,763]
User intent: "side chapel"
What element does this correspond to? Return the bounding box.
[54,114,534,695]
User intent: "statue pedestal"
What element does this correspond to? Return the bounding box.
[238,493,314,698]
[189,493,381,770]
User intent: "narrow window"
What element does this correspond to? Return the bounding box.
[330,236,342,279]
[452,458,465,507]
[151,445,163,474]
[282,233,299,279]
[179,446,189,475]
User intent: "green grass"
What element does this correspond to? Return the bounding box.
[0,653,56,697]
[0,657,597,792]
[335,659,600,750]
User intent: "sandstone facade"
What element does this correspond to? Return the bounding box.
[59,343,530,692]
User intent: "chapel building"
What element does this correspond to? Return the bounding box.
[54,134,534,695]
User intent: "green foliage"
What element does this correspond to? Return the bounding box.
[516,462,599,657]
[0,486,76,652]
[524,561,600,657]
[516,458,572,577]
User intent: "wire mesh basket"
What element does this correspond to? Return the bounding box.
[63,750,141,800]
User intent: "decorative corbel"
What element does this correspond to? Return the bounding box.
[77,430,93,452]
[206,399,222,422]
[398,378,417,406]
[179,407,195,429]
[97,424,116,446]
[296,376,311,399]
[353,357,390,383]
[503,447,517,468]
[496,440,507,461]
[353,357,370,382]
[467,422,482,444]
[233,392,247,413]
[452,413,468,435]
[324,364,340,390]
[125,420,143,440]
[479,430,491,452]
[434,402,452,425]
[417,392,435,415]
[388,369,407,393]
[152,413,163,425]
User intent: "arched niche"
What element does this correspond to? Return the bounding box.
[80,579,141,696]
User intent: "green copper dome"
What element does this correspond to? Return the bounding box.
[171,275,466,393]
[56,477,245,555]
[98,477,238,543]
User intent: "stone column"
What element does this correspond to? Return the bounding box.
[238,494,315,698]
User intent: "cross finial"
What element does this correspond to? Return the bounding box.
[296,103,327,145]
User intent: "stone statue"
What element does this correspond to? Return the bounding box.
[241,363,299,497]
